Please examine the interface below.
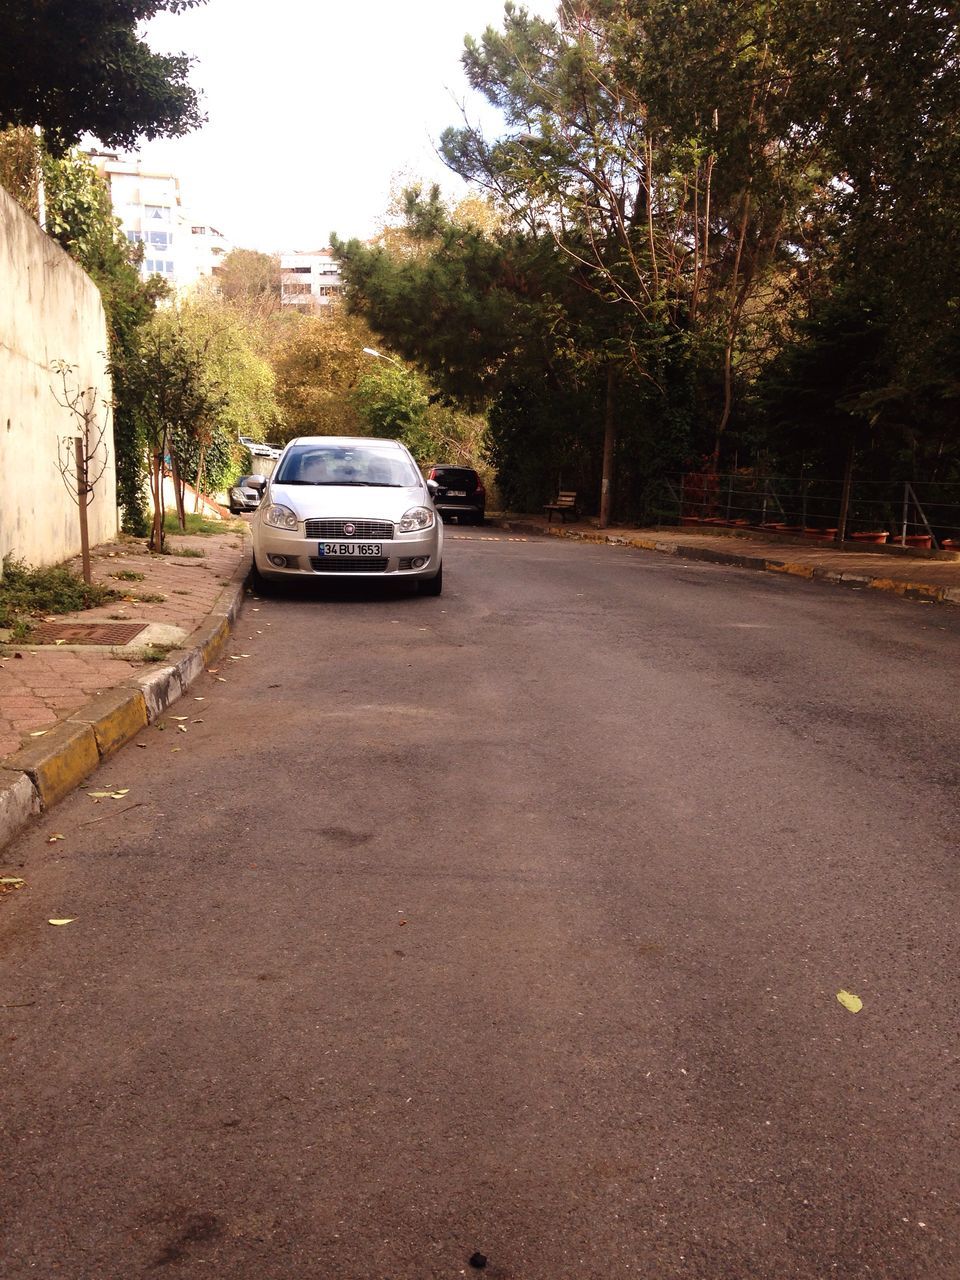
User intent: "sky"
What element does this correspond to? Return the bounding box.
[133,0,557,253]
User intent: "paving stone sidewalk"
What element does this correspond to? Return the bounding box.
[497,514,960,601]
[0,528,248,760]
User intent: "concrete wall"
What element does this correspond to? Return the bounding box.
[0,186,117,570]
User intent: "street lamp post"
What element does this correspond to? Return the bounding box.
[362,347,400,366]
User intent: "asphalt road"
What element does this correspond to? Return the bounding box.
[2,531,959,1279]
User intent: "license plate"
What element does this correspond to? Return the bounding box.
[445,490,467,497]
[317,542,382,556]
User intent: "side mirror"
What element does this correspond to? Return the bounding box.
[247,474,267,495]
[426,478,439,496]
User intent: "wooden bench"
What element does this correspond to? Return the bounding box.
[544,491,579,523]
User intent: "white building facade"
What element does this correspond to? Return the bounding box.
[280,249,343,311]
[88,151,230,293]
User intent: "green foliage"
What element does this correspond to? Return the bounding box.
[39,147,165,536]
[270,310,376,441]
[163,513,245,536]
[0,1,207,152]
[352,365,429,442]
[0,557,118,631]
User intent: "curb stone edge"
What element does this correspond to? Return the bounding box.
[0,548,251,856]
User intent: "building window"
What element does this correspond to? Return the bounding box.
[126,230,143,244]
[317,286,342,297]
[145,205,171,221]
[285,266,311,274]
[282,282,312,296]
[191,225,206,235]
[148,230,171,248]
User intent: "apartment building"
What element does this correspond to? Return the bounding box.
[280,248,343,311]
[88,150,230,292]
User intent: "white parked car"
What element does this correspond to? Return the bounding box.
[251,436,444,595]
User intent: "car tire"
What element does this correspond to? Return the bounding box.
[420,564,443,596]
[250,556,275,596]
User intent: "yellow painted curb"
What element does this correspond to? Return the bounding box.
[6,722,100,810]
[765,560,816,579]
[200,617,229,664]
[70,689,148,759]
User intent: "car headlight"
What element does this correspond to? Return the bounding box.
[263,503,299,530]
[398,506,435,532]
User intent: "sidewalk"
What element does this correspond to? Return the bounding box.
[1,525,250,850]
[497,514,960,604]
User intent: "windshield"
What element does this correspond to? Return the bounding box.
[274,442,420,488]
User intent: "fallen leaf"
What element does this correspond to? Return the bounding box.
[88,791,113,798]
[177,724,187,733]
[837,989,863,1013]
[0,876,25,885]
[216,677,227,683]
[28,730,48,738]
[136,743,147,749]
[48,918,75,926]
[192,719,204,724]
[47,834,65,843]
[194,697,205,701]
[207,668,219,674]
[170,716,189,721]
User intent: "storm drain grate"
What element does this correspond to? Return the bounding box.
[26,621,148,646]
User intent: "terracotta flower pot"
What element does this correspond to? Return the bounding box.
[850,530,889,545]
[902,534,932,549]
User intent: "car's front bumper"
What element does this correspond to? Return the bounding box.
[253,525,442,579]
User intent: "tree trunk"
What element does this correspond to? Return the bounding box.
[599,365,617,530]
[171,454,187,532]
[836,436,855,543]
[148,451,165,553]
[194,445,206,513]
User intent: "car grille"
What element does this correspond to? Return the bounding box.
[309,557,389,574]
[304,518,394,539]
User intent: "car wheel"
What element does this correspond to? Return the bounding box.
[250,556,275,596]
[419,564,443,596]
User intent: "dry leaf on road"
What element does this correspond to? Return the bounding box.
[837,990,863,1013]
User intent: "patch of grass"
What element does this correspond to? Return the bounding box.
[135,592,166,603]
[164,512,246,536]
[138,644,175,663]
[112,570,145,582]
[170,547,205,558]
[0,556,119,630]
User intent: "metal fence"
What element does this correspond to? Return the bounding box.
[641,474,960,550]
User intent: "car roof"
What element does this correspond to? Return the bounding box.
[287,436,405,449]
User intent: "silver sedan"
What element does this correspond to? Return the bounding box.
[251,436,444,595]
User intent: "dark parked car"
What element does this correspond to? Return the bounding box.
[426,465,485,524]
[228,474,267,514]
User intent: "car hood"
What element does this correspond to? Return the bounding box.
[267,483,430,521]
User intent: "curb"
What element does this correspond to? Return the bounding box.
[499,519,959,607]
[0,547,251,855]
